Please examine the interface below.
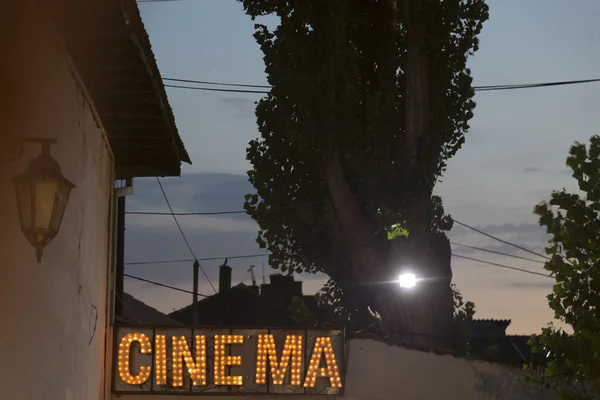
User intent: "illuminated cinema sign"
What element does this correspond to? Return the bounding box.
[112,326,344,395]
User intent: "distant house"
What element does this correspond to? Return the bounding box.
[467,319,535,367]
[117,293,183,326]
[169,264,324,327]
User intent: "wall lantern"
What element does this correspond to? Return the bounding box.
[6,138,75,263]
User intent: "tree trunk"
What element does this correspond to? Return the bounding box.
[323,0,454,349]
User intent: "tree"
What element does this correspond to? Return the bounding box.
[240,0,489,346]
[527,136,600,399]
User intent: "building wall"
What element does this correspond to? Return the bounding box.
[113,397,339,400]
[0,4,114,400]
[344,338,557,400]
[108,338,556,400]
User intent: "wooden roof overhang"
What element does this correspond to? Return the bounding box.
[53,0,191,178]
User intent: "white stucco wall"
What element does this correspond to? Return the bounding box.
[344,338,556,400]
[0,5,114,400]
[108,338,555,400]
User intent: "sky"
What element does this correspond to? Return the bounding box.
[124,0,600,335]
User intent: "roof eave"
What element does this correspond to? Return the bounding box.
[52,0,191,178]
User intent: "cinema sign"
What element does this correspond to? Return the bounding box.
[112,326,344,395]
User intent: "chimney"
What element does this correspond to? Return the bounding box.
[260,274,303,308]
[219,264,232,293]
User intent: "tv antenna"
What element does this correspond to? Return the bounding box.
[247,265,256,287]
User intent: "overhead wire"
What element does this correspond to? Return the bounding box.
[452,254,551,278]
[164,77,270,89]
[155,177,217,293]
[125,251,550,279]
[125,273,210,297]
[125,205,552,266]
[164,84,269,94]
[473,78,600,91]
[125,200,326,216]
[157,77,600,95]
[452,219,550,261]
[125,253,270,266]
[450,242,544,264]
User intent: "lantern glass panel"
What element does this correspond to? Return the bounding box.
[50,180,73,232]
[15,181,32,230]
[34,180,58,230]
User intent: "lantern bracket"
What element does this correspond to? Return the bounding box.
[3,136,57,163]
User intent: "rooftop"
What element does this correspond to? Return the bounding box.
[119,293,183,326]
[52,0,190,178]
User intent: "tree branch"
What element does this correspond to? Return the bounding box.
[325,151,385,273]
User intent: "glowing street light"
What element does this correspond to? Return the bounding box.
[398,272,417,289]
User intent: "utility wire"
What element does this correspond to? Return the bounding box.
[125,206,551,264]
[474,78,600,91]
[125,200,326,216]
[452,254,551,278]
[450,242,545,264]
[164,84,269,94]
[156,177,217,293]
[125,251,550,279]
[452,219,551,261]
[125,253,270,266]
[165,77,270,89]
[161,77,600,95]
[127,210,245,216]
[125,242,540,267]
[124,273,210,297]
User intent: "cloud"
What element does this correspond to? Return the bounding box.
[220,97,256,116]
[510,282,553,290]
[522,167,541,174]
[125,174,259,233]
[450,222,546,238]
[451,242,548,260]
[127,213,259,233]
[130,173,253,215]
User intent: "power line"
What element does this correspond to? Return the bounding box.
[452,219,551,261]
[125,200,326,216]
[125,253,270,266]
[164,84,269,94]
[165,77,270,89]
[474,78,600,91]
[452,254,551,278]
[450,242,545,264]
[125,243,543,268]
[124,273,210,297]
[156,177,217,293]
[124,251,551,279]
[127,210,245,216]
[161,77,600,95]
[126,201,551,269]
[123,254,550,328]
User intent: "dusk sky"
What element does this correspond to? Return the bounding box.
[124,0,600,334]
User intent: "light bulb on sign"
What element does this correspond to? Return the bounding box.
[398,272,417,289]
